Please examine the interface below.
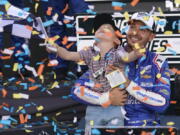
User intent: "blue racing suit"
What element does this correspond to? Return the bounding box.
[41,0,88,71]
[71,50,171,126]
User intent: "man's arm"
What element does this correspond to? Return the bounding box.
[71,71,127,107]
[125,60,171,112]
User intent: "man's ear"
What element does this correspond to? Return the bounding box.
[149,33,156,41]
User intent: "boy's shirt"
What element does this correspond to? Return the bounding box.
[79,46,126,93]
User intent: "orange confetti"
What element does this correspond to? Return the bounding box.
[63,19,70,24]
[131,0,140,7]
[142,97,148,101]
[29,86,38,91]
[25,25,33,31]
[66,42,74,49]
[177,70,180,75]
[170,100,177,104]
[46,7,52,16]
[47,63,58,67]
[170,68,178,74]
[0,56,11,60]
[94,83,102,88]
[75,83,81,87]
[0,72,3,77]
[61,4,69,14]
[159,77,168,84]
[28,78,35,83]
[7,46,15,50]
[19,114,28,124]
[37,64,45,76]
[113,6,123,11]
[101,100,111,108]
[169,128,173,132]
[16,81,21,85]
[2,102,9,107]
[80,86,85,96]
[115,30,126,38]
[106,129,116,133]
[133,86,141,90]
[83,16,89,22]
[62,36,68,45]
[165,43,172,47]
[2,89,7,98]
[76,31,87,35]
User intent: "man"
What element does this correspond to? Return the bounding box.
[71,11,171,127]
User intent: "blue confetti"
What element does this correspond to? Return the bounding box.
[23,7,30,12]
[10,107,14,113]
[112,2,126,7]
[0,0,8,5]
[8,77,16,82]
[24,104,31,107]
[91,128,101,135]
[119,84,125,89]
[167,48,176,55]
[66,24,74,28]
[94,38,101,42]
[43,20,54,27]
[4,65,11,68]
[140,26,151,30]
[20,83,28,90]
[0,120,11,125]
[86,9,96,15]
[27,17,33,22]
[139,56,146,63]
[0,11,4,15]
[43,116,48,121]
[3,106,9,112]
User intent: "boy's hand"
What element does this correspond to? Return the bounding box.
[133,43,146,57]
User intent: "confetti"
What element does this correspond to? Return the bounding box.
[93,54,100,61]
[37,64,45,76]
[123,11,130,21]
[130,0,140,6]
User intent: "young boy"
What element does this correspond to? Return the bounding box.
[46,13,140,131]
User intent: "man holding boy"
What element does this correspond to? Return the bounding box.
[71,11,171,127]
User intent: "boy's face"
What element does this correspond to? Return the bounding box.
[127,20,155,49]
[95,24,120,46]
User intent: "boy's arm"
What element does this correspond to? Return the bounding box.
[117,47,143,63]
[46,43,81,62]
[123,51,139,62]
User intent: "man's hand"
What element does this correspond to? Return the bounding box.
[109,87,128,106]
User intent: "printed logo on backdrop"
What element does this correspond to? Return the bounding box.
[76,13,180,57]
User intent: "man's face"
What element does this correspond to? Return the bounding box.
[126,20,155,49]
[95,24,118,44]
